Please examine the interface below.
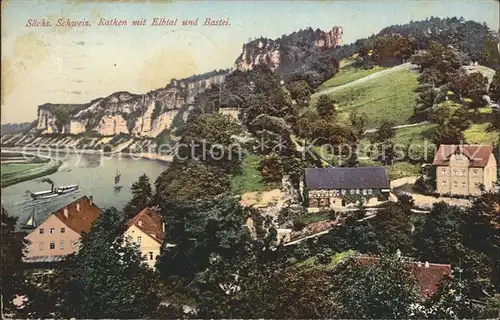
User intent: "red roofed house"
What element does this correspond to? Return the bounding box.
[355,256,452,300]
[24,196,101,263]
[124,207,165,268]
[433,144,497,196]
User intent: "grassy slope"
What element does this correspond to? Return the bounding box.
[319,65,388,90]
[314,68,419,129]
[1,160,61,188]
[230,153,280,194]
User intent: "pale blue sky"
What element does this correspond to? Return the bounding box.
[2,0,499,123]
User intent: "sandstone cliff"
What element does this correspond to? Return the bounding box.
[36,71,227,137]
[234,26,343,75]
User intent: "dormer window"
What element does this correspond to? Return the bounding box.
[138,220,143,227]
[136,236,142,245]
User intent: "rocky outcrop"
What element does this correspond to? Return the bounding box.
[314,26,343,49]
[234,26,343,75]
[36,70,228,137]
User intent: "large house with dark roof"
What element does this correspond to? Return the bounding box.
[24,196,101,263]
[433,144,497,196]
[124,207,165,268]
[304,167,391,212]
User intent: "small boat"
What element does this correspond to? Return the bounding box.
[21,207,37,229]
[114,170,121,185]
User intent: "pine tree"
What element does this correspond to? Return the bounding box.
[123,174,152,219]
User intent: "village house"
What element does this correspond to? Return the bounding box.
[124,207,165,268]
[303,167,391,212]
[433,144,497,196]
[23,196,101,263]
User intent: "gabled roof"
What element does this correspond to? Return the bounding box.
[305,167,390,190]
[126,207,165,245]
[432,144,494,167]
[355,256,452,299]
[53,196,101,234]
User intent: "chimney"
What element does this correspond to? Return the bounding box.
[76,203,80,212]
[138,220,143,227]
[417,261,422,267]
[425,261,429,268]
[89,195,93,206]
[63,207,69,218]
[162,222,166,233]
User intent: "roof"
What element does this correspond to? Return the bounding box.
[355,256,452,299]
[22,255,67,263]
[53,196,101,234]
[126,207,165,244]
[432,144,493,167]
[305,167,390,190]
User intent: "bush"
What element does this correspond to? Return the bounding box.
[292,219,307,232]
[316,249,333,265]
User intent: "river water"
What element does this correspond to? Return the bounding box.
[1,151,168,227]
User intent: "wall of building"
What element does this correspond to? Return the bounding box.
[25,215,81,258]
[436,153,497,196]
[124,225,162,269]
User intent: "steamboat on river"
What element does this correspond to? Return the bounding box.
[27,179,79,200]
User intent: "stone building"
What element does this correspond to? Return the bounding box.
[433,144,497,196]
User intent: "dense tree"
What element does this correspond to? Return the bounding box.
[451,71,488,112]
[349,111,367,140]
[373,120,396,143]
[317,214,380,254]
[176,112,243,172]
[154,160,231,206]
[371,35,414,66]
[58,208,161,318]
[286,80,312,108]
[418,41,461,86]
[259,152,283,182]
[123,174,153,219]
[1,208,26,316]
[415,202,463,263]
[330,254,421,319]
[372,203,414,254]
[489,70,500,103]
[315,94,337,118]
[157,196,248,281]
[431,106,472,145]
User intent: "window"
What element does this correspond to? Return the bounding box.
[49,242,55,250]
[453,181,458,187]
[39,241,44,251]
[461,169,466,176]
[442,180,447,186]
[136,236,142,245]
[462,181,466,187]
[367,189,372,195]
[61,227,65,233]
[39,228,44,234]
[60,240,65,249]
[473,169,478,176]
[350,189,355,195]
[441,168,446,175]
[453,169,457,176]
[148,252,154,260]
[50,228,55,234]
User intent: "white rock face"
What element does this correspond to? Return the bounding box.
[69,119,87,135]
[36,73,228,138]
[97,115,129,136]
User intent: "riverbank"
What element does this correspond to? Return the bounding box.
[1,158,62,188]
[1,147,174,163]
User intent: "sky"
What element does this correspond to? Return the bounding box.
[1,0,499,124]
